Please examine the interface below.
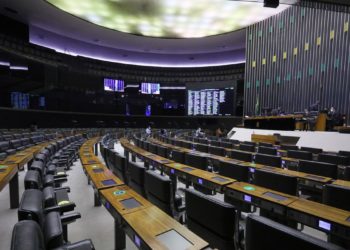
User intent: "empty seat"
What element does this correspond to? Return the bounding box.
[170,149,185,164]
[229,150,253,162]
[287,150,313,161]
[239,143,255,152]
[323,184,350,211]
[298,160,337,179]
[318,153,349,166]
[280,144,299,151]
[300,146,323,154]
[208,145,226,156]
[196,143,208,153]
[128,162,146,197]
[258,142,273,147]
[185,153,207,171]
[255,153,282,168]
[245,215,344,250]
[185,189,241,250]
[144,171,184,219]
[219,160,249,182]
[258,146,277,156]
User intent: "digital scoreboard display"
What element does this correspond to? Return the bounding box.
[187,87,234,116]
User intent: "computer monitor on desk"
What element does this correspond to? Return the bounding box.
[245,215,345,250]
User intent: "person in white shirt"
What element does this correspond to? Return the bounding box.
[146,126,151,137]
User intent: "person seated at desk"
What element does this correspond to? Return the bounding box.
[195,127,205,137]
[145,125,151,137]
[215,127,223,137]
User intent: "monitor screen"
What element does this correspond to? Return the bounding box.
[141,83,160,94]
[187,87,234,116]
[104,78,124,92]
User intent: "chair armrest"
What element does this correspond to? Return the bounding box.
[44,202,76,214]
[52,239,95,250]
[54,186,70,193]
[60,212,81,225]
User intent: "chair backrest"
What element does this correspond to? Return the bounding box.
[10,139,22,149]
[208,145,226,156]
[111,152,127,183]
[318,153,348,166]
[322,184,350,211]
[280,144,299,151]
[148,143,158,154]
[253,169,298,195]
[239,143,255,152]
[287,150,313,161]
[219,160,249,182]
[185,153,207,170]
[255,153,282,168]
[156,145,168,158]
[11,220,45,250]
[185,189,236,250]
[245,214,344,250]
[196,143,208,153]
[128,162,146,197]
[229,150,253,162]
[300,146,323,154]
[43,212,64,249]
[144,171,174,216]
[243,141,256,146]
[298,160,338,179]
[171,150,185,164]
[258,146,277,156]
[18,189,45,228]
[0,141,10,152]
[259,142,273,147]
[220,141,234,149]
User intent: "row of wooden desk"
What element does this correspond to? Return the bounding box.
[123,137,350,242]
[0,142,52,209]
[79,138,209,250]
[149,137,336,187]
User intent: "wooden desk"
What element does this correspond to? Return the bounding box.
[331,179,350,188]
[0,164,19,209]
[124,206,209,250]
[287,199,350,239]
[80,153,100,165]
[101,186,208,250]
[164,162,235,193]
[85,164,124,190]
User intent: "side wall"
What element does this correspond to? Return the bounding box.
[244,4,350,120]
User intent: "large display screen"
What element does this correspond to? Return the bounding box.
[104,78,124,92]
[187,87,234,116]
[140,83,160,95]
[11,92,30,109]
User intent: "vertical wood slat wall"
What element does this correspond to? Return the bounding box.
[244,4,350,122]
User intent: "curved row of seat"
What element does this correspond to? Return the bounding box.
[9,134,96,250]
[124,131,349,249]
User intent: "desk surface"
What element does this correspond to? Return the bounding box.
[100,185,152,215]
[165,162,235,186]
[288,199,350,228]
[226,182,298,206]
[0,164,17,191]
[124,205,209,250]
[80,154,100,165]
[331,180,350,188]
[85,165,124,190]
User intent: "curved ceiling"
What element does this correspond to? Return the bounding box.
[46,0,290,38]
[0,0,294,67]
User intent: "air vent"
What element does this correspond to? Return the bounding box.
[4,7,18,14]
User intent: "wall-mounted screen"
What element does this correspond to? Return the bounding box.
[11,92,30,109]
[187,87,234,116]
[104,78,124,92]
[140,83,160,95]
